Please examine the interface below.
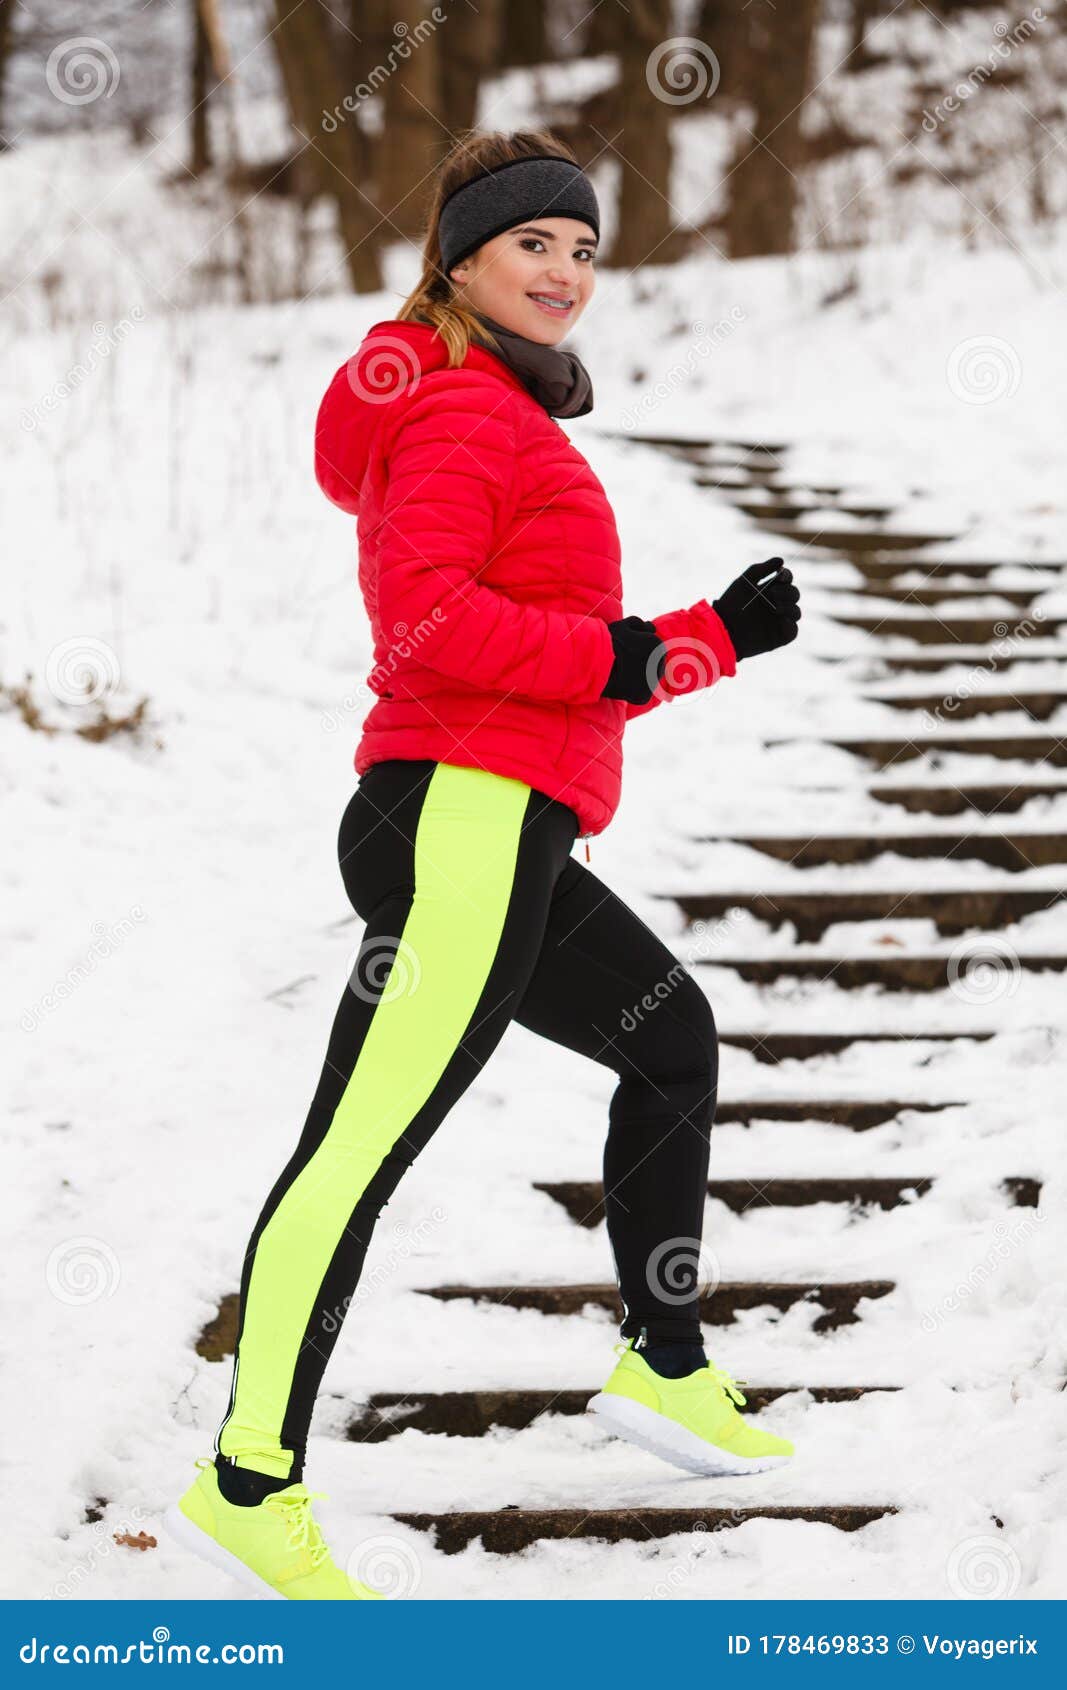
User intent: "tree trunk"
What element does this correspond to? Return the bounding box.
[726,0,820,259]
[271,0,383,292]
[377,0,446,239]
[696,0,748,98]
[0,0,14,149]
[190,0,213,176]
[499,0,548,66]
[438,0,501,138]
[608,0,674,271]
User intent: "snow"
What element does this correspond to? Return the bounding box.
[4,82,1066,1602]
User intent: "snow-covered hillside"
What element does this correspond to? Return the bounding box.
[3,76,1066,1601]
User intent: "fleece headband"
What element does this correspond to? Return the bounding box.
[438,155,600,277]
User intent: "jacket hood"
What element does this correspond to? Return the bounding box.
[314,318,522,516]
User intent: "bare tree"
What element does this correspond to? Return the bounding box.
[0,0,14,148]
[438,0,501,140]
[377,0,446,238]
[499,0,548,66]
[726,0,821,258]
[189,0,213,176]
[696,0,748,98]
[607,0,674,271]
[271,0,383,291]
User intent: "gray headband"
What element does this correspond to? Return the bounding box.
[439,155,600,277]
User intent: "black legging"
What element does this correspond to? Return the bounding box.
[214,757,718,1484]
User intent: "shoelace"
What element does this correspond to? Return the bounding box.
[613,1341,748,1407]
[706,1363,747,1408]
[263,1486,332,1569]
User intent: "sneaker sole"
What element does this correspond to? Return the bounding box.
[588,1391,792,1478]
[162,1502,285,1599]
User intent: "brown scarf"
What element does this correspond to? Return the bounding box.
[471,311,594,419]
[412,308,594,418]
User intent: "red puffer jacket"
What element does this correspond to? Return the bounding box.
[314,319,737,839]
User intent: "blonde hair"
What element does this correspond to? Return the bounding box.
[396,129,583,367]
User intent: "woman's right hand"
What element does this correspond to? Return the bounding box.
[711,557,801,661]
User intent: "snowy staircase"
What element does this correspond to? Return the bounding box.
[372,432,1054,1557]
[196,431,1054,1564]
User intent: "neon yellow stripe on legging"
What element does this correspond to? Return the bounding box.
[218,762,531,1477]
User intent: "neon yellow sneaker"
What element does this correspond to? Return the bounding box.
[163,1458,384,1599]
[588,1341,794,1477]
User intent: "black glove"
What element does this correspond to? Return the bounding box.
[600,615,668,705]
[712,556,801,661]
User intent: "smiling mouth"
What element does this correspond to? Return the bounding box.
[527,293,574,313]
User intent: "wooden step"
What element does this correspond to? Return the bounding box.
[535,1176,1039,1224]
[822,734,1067,766]
[618,433,789,457]
[706,832,1067,870]
[391,1505,896,1554]
[667,887,1065,941]
[830,584,1042,608]
[420,1280,895,1332]
[346,1384,898,1441]
[760,526,956,552]
[715,1098,962,1126]
[862,691,1067,721]
[870,647,1067,671]
[845,558,1066,582]
[696,953,1067,989]
[720,1030,994,1060]
[869,782,1067,814]
[714,1098,962,1126]
[831,584,1048,611]
[734,499,896,522]
[833,615,1067,643]
[538,1176,934,1222]
[695,462,781,484]
[735,499,821,522]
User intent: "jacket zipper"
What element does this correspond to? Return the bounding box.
[579,830,592,863]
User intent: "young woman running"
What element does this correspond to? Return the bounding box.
[165,130,802,1601]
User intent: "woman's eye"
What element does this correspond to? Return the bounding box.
[521,237,595,263]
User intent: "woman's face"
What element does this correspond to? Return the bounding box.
[447,215,597,344]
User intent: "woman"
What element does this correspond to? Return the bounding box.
[165,130,801,1601]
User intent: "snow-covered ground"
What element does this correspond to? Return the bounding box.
[4,88,1067,1601]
